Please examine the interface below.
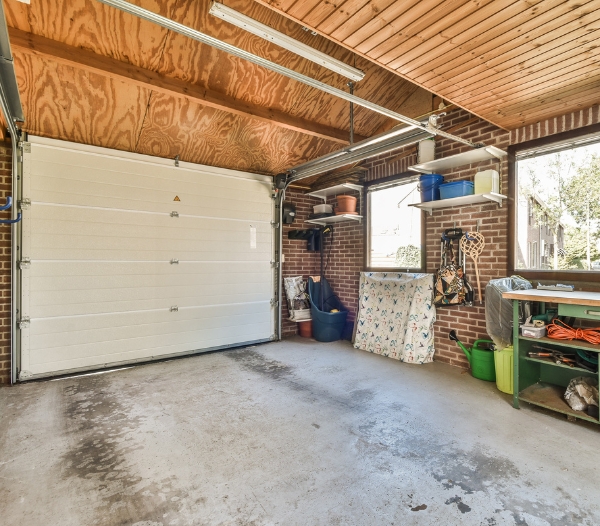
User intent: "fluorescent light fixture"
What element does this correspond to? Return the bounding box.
[209,2,365,82]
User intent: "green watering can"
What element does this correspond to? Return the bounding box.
[449,330,496,382]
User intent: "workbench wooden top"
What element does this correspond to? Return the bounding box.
[501,289,600,306]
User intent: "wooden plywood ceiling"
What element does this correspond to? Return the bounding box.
[256,0,600,129]
[4,0,435,174]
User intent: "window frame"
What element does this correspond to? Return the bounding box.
[364,172,426,273]
[508,121,600,281]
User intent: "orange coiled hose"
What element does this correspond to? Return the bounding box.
[546,319,600,345]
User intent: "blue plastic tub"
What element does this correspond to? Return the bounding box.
[439,180,474,199]
[418,174,444,202]
[308,277,348,342]
[310,304,348,342]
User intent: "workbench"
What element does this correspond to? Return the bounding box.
[502,289,600,424]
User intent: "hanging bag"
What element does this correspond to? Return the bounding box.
[434,229,473,306]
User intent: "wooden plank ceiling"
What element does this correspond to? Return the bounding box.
[256,0,600,129]
[4,0,434,175]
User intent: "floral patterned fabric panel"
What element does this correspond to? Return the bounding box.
[354,272,436,364]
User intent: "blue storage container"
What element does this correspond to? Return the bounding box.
[439,180,474,200]
[308,277,348,342]
[418,174,444,202]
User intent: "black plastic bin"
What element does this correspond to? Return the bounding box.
[308,277,348,342]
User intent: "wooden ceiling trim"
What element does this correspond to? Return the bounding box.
[386,0,524,74]
[286,0,321,21]
[361,0,456,59]
[8,27,365,145]
[324,0,418,49]
[454,54,600,109]
[386,0,529,72]
[367,0,477,62]
[341,0,422,50]
[300,0,347,28]
[433,28,600,96]
[317,0,376,36]
[328,0,397,41]
[501,88,600,127]
[449,44,600,102]
[498,79,600,116]
[452,54,600,111]
[409,0,597,83]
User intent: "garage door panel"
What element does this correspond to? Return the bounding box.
[30,187,272,222]
[29,209,271,237]
[19,136,275,378]
[29,288,270,318]
[28,214,271,261]
[27,321,272,375]
[29,160,272,220]
[30,266,271,290]
[27,302,271,335]
[28,314,272,366]
[30,143,269,191]
[28,261,269,278]
[29,305,271,351]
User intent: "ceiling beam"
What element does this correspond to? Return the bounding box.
[8,27,366,145]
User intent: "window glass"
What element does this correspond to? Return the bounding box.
[368,178,422,269]
[516,138,600,271]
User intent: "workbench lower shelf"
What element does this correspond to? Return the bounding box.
[519,382,599,424]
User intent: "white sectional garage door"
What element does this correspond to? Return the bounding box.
[18,136,274,379]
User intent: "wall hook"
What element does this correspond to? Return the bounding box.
[0,196,12,211]
[0,212,21,224]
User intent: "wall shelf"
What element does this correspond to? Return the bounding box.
[504,289,600,425]
[308,183,363,201]
[409,146,506,174]
[408,192,506,215]
[306,214,362,226]
[519,382,598,424]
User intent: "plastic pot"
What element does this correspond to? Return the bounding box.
[336,195,357,214]
[298,319,312,338]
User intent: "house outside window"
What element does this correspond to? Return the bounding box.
[512,125,600,274]
[367,175,423,270]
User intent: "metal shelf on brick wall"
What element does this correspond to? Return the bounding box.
[408,146,506,174]
[408,192,507,215]
[305,214,363,226]
[307,183,363,201]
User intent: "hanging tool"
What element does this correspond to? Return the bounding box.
[0,196,12,211]
[460,231,485,304]
[0,196,21,224]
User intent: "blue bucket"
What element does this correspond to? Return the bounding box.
[419,174,444,202]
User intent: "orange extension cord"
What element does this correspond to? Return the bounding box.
[547,319,600,345]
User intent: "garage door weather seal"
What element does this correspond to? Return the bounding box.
[96,0,476,149]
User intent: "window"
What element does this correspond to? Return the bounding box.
[512,124,600,274]
[367,175,423,270]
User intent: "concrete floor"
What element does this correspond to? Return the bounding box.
[1,338,599,526]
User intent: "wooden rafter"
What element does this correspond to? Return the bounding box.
[8,27,367,145]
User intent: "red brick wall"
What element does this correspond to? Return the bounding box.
[319,192,364,331]
[281,188,364,337]
[425,110,510,366]
[0,140,12,384]
[281,190,320,336]
[282,103,600,369]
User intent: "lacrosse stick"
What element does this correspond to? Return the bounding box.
[460,231,485,304]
